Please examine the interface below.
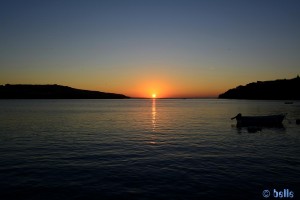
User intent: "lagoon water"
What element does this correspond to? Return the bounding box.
[0,99,299,199]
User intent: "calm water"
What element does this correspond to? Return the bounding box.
[0,99,299,200]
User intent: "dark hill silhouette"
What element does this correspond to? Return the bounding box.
[219,76,300,100]
[0,84,130,99]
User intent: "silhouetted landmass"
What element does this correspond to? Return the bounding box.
[0,84,130,99]
[219,76,300,100]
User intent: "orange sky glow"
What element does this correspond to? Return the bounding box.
[1,1,299,98]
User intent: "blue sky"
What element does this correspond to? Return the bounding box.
[1,0,299,97]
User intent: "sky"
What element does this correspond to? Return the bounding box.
[1,0,299,98]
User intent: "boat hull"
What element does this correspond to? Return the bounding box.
[236,114,285,127]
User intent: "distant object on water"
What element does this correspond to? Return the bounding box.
[284,101,293,104]
[296,119,300,125]
[231,113,286,127]
[0,84,130,99]
[219,76,300,100]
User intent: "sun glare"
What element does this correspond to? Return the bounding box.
[152,94,156,98]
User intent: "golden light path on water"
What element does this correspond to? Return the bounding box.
[152,99,156,132]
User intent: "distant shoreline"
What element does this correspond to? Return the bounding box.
[219,76,300,100]
[0,84,130,99]
[0,97,218,100]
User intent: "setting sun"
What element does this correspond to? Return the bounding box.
[152,94,156,98]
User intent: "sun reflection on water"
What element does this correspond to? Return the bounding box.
[152,98,156,132]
